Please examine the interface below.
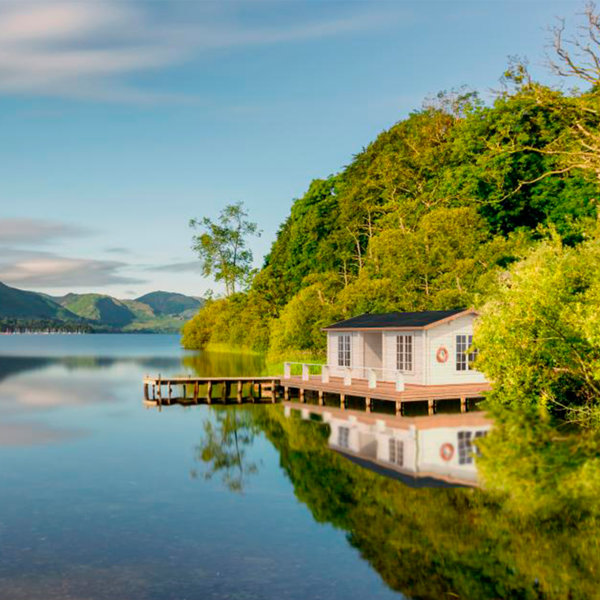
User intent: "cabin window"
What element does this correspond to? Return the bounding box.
[338,426,350,449]
[338,334,351,367]
[457,430,487,464]
[456,334,477,371]
[388,438,404,466]
[396,334,413,371]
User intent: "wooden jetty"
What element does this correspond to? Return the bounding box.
[143,371,490,415]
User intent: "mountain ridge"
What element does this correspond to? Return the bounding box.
[0,282,203,332]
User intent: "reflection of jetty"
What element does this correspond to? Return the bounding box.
[284,402,492,486]
[143,373,489,414]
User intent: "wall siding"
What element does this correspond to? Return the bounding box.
[424,315,487,385]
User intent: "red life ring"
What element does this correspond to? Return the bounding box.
[440,443,454,462]
[436,346,449,363]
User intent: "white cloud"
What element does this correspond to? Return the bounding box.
[0,0,399,102]
[0,217,89,245]
[0,247,144,288]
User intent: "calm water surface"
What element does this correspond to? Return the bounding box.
[0,334,595,600]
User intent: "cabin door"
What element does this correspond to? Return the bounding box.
[363,332,383,370]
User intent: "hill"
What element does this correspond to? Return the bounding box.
[0,282,80,321]
[0,283,203,333]
[135,291,202,316]
[58,294,136,328]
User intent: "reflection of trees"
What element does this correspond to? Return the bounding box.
[252,406,600,600]
[182,352,266,378]
[192,406,261,492]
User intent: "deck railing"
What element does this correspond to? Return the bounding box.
[283,362,405,392]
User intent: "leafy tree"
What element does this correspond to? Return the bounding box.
[190,202,260,296]
[475,225,600,424]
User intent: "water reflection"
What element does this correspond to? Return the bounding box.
[192,406,262,492]
[1,337,598,600]
[284,404,491,487]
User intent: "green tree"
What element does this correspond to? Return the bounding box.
[475,225,600,424]
[190,202,260,296]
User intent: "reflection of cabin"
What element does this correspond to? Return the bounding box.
[285,404,491,486]
[324,309,487,387]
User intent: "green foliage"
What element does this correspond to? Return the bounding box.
[190,202,260,296]
[475,228,600,422]
[183,35,600,356]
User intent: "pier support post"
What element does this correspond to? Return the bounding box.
[395,400,403,416]
[237,381,243,403]
[365,397,372,413]
[318,390,324,406]
[206,381,212,404]
[271,380,277,403]
[340,393,346,410]
[182,384,186,399]
[460,397,467,413]
[299,388,305,403]
[222,382,228,403]
[143,383,149,401]
[284,386,290,401]
[168,383,172,404]
[194,382,199,403]
[428,399,435,416]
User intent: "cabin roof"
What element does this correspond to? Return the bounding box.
[323,309,473,331]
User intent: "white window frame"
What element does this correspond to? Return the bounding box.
[456,334,477,371]
[338,426,350,449]
[338,334,351,367]
[388,438,404,466]
[396,334,413,372]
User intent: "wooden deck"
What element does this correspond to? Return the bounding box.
[142,374,490,415]
[282,375,490,415]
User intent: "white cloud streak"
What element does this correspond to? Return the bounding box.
[0,0,399,102]
[0,218,89,245]
[0,247,144,288]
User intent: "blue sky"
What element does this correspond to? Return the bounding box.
[0,0,584,298]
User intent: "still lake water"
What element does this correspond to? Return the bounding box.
[0,334,595,599]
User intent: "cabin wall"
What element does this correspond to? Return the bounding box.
[417,425,491,482]
[424,315,487,385]
[382,330,424,384]
[327,331,364,378]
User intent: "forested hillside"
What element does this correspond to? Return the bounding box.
[183,16,600,358]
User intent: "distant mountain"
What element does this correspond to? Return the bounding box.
[135,291,203,316]
[57,293,136,328]
[0,282,79,321]
[0,282,203,333]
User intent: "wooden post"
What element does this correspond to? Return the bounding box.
[271,380,277,403]
[258,383,262,399]
[237,381,243,403]
[168,382,172,404]
[194,381,199,404]
[183,384,187,399]
[222,381,228,403]
[365,397,371,413]
[460,397,467,413]
[395,400,403,416]
[428,399,435,416]
[318,390,324,406]
[206,381,212,404]
[299,388,305,403]
[143,383,149,401]
[157,379,162,405]
[284,386,290,401]
[340,393,346,410]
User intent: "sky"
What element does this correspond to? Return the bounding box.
[0,0,585,299]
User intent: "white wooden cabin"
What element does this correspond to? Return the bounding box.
[324,309,487,387]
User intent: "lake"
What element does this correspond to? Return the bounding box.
[0,334,596,600]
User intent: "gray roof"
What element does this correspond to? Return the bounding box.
[324,309,468,330]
